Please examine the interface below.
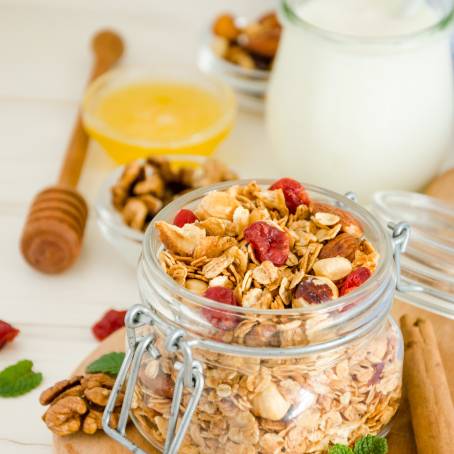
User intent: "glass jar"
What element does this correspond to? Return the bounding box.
[266,0,454,202]
[104,181,406,454]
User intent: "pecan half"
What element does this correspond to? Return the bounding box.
[319,233,360,261]
[310,202,363,237]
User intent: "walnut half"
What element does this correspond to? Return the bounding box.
[39,373,122,436]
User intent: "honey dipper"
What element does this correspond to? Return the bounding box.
[20,30,124,274]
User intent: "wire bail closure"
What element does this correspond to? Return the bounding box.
[103,304,204,454]
[388,221,424,293]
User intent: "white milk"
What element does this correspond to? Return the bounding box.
[267,0,454,201]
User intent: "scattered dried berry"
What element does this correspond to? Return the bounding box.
[294,277,333,305]
[92,310,127,341]
[173,209,198,228]
[0,320,20,350]
[340,267,372,296]
[244,221,289,266]
[269,178,310,214]
[202,286,239,330]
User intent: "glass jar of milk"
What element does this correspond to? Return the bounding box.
[267,0,454,201]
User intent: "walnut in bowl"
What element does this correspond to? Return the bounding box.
[95,156,237,266]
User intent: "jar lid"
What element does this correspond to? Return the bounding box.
[372,191,454,318]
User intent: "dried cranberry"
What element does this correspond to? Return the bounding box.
[0,320,19,350]
[92,309,127,341]
[340,267,372,296]
[269,178,310,214]
[202,286,239,330]
[173,209,198,228]
[295,278,333,305]
[244,221,289,266]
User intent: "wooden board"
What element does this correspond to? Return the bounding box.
[54,169,454,454]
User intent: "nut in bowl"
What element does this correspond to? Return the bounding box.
[82,67,236,163]
[199,11,281,111]
[104,178,406,453]
[95,156,238,266]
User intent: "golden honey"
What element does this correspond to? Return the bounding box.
[82,69,236,163]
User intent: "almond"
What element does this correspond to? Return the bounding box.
[313,257,352,281]
[310,202,363,238]
[251,383,290,421]
[319,233,360,261]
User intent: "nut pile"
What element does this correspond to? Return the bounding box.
[111,157,237,232]
[131,179,402,453]
[155,178,379,338]
[40,374,121,436]
[212,12,281,71]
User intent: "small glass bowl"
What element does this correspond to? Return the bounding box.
[198,22,271,112]
[95,166,143,267]
[95,155,238,266]
[82,67,237,163]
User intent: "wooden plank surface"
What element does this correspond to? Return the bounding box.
[1,1,453,453]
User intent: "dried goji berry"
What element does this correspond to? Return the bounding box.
[244,221,289,266]
[0,320,19,350]
[92,309,127,341]
[173,209,198,228]
[202,286,239,330]
[269,178,310,214]
[339,267,372,296]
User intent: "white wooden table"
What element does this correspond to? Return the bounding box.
[0,1,453,453]
[0,0,278,452]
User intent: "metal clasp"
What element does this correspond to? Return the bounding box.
[103,304,204,454]
[388,222,424,293]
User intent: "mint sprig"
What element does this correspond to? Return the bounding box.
[328,435,388,454]
[0,360,43,397]
[86,352,125,376]
[354,435,388,454]
[329,445,353,454]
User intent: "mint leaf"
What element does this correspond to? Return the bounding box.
[86,352,125,376]
[329,445,354,454]
[0,360,43,397]
[353,435,388,454]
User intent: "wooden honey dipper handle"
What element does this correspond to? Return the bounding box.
[58,30,124,189]
[20,30,124,274]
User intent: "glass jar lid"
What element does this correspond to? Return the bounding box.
[372,191,454,318]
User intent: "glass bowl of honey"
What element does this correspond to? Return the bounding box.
[82,67,236,163]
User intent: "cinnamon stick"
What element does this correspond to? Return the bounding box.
[400,314,454,453]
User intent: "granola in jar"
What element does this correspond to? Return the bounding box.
[132,179,403,453]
